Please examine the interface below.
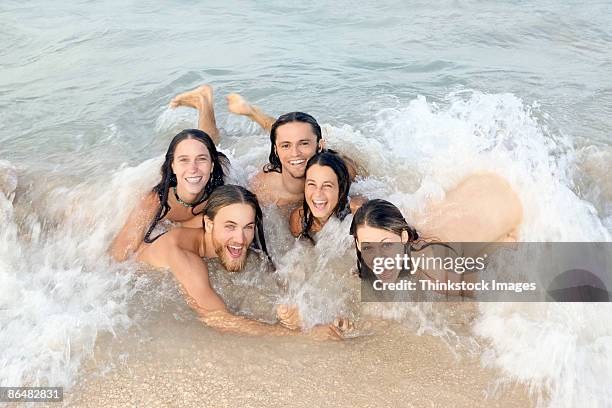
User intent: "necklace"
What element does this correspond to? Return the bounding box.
[173,186,196,208]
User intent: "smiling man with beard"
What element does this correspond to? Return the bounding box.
[135,184,344,339]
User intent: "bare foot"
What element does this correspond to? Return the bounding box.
[333,317,355,332]
[226,93,253,116]
[169,85,213,109]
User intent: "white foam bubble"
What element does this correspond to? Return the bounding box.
[275,216,359,328]
[3,90,609,406]
[475,303,612,407]
[0,158,162,387]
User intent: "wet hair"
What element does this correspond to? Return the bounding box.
[263,111,323,173]
[202,185,273,266]
[300,152,352,241]
[144,129,229,243]
[349,199,419,279]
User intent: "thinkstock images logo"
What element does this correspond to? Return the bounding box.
[359,242,611,302]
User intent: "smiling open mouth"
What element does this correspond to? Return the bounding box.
[185,176,203,184]
[288,159,305,166]
[312,200,327,211]
[227,244,244,258]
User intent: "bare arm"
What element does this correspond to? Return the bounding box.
[110,191,160,262]
[138,229,340,338]
[199,309,343,339]
[276,304,355,335]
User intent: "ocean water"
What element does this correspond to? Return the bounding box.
[1,1,611,406]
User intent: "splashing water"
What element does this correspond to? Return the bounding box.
[1,91,610,407]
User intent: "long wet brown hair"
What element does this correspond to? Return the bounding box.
[144,129,229,243]
[300,152,352,241]
[263,111,324,174]
[202,185,273,266]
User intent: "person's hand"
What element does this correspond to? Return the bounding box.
[305,324,344,341]
[305,318,355,341]
[277,304,302,330]
[333,317,355,334]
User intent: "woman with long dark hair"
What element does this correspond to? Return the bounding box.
[110,129,229,261]
[289,152,363,239]
[276,153,362,330]
[350,174,523,284]
[349,199,421,283]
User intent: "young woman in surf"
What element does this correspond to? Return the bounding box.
[350,174,523,288]
[276,152,363,331]
[288,152,364,239]
[110,128,229,261]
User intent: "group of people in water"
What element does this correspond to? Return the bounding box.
[109,85,523,339]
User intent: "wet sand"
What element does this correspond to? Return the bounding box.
[66,308,533,408]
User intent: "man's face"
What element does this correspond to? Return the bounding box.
[275,122,320,178]
[209,203,256,272]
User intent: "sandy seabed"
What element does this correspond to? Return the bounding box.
[59,306,533,408]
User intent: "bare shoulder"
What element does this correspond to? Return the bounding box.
[180,214,204,228]
[139,190,160,211]
[250,171,279,205]
[126,190,160,223]
[109,190,161,261]
[250,171,268,194]
[250,170,266,188]
[129,191,161,225]
[167,227,204,253]
[250,171,303,207]
[137,227,203,268]
[289,207,304,237]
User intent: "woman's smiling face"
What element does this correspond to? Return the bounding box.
[171,138,213,196]
[305,163,340,222]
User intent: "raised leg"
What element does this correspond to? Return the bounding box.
[170,85,220,144]
[227,93,276,132]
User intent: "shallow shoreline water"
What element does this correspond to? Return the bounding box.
[1,1,611,406]
[67,309,533,408]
